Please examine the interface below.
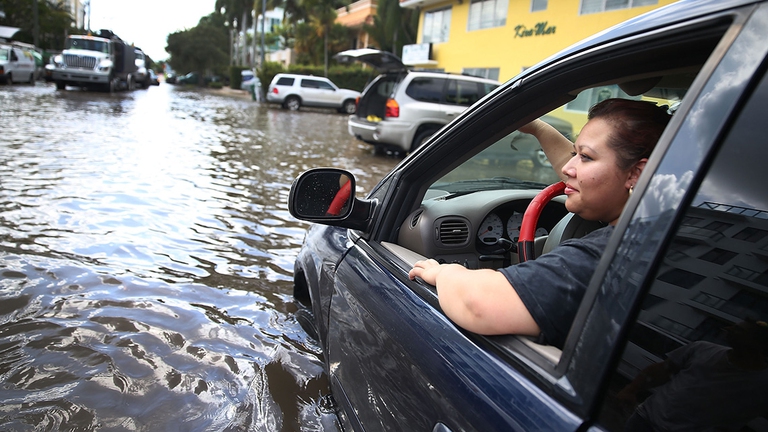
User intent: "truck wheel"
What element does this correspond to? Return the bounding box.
[6,74,12,85]
[284,96,301,111]
[55,80,65,90]
[108,76,118,93]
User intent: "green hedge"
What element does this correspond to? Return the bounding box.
[229,65,249,90]
[256,62,379,93]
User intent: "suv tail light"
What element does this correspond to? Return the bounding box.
[385,98,399,118]
[272,87,279,94]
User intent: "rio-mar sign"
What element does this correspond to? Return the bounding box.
[514,21,556,38]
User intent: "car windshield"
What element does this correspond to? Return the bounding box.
[0,48,8,61]
[66,38,109,53]
[428,84,680,198]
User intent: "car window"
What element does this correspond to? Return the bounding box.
[445,79,483,106]
[405,77,447,103]
[276,77,294,86]
[316,80,335,90]
[427,88,677,197]
[597,68,768,432]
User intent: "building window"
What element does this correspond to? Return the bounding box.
[462,67,500,81]
[699,248,737,265]
[423,8,451,44]
[531,0,548,12]
[733,227,768,243]
[468,0,507,31]
[580,0,658,15]
[657,268,705,289]
[564,85,638,113]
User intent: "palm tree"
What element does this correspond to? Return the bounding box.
[215,0,255,65]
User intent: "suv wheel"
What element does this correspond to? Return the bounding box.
[411,128,438,152]
[340,99,357,114]
[284,96,301,111]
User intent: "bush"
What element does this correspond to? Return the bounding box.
[208,81,223,89]
[256,62,377,93]
[230,65,249,89]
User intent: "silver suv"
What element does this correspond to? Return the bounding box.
[337,49,500,154]
[265,73,361,113]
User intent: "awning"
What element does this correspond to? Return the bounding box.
[0,26,20,40]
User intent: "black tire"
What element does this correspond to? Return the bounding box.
[28,73,34,84]
[295,306,319,341]
[284,96,301,111]
[55,80,65,90]
[339,99,357,114]
[7,73,12,85]
[411,128,438,152]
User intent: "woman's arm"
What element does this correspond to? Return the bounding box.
[409,259,541,336]
[519,119,574,178]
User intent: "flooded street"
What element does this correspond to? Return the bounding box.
[0,82,398,431]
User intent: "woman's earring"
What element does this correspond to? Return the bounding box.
[629,186,634,196]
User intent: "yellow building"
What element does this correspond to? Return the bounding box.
[399,0,679,82]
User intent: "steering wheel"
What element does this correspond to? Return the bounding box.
[518,182,566,262]
[326,180,352,216]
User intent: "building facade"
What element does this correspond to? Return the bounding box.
[399,0,678,82]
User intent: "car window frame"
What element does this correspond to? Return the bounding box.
[346,4,759,416]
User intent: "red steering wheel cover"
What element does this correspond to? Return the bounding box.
[518,182,566,262]
[327,180,352,216]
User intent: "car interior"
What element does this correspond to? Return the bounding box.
[375,14,734,365]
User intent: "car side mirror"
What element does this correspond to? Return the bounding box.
[288,168,375,232]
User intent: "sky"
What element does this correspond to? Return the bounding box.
[87,0,217,61]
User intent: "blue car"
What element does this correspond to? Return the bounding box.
[289,0,768,430]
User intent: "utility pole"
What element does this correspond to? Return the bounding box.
[32,0,39,47]
[260,0,266,67]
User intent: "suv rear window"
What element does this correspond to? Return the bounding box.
[406,77,447,103]
[445,79,489,106]
[276,77,294,86]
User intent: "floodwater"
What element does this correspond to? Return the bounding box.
[0,82,399,431]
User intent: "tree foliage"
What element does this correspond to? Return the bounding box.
[363,0,418,56]
[166,12,230,81]
[0,0,75,53]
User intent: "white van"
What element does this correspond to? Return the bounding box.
[0,44,36,84]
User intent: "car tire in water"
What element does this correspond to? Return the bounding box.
[295,306,319,341]
[284,96,301,111]
[411,128,438,152]
[340,99,357,114]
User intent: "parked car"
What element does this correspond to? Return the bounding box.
[265,73,361,113]
[337,48,500,154]
[165,73,177,84]
[0,43,36,84]
[148,69,159,86]
[288,0,768,431]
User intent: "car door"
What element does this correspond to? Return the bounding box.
[592,42,768,432]
[317,2,766,431]
[300,78,334,107]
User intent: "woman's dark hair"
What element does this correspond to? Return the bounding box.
[588,98,672,171]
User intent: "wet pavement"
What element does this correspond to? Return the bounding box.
[0,81,399,431]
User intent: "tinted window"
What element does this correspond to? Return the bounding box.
[445,80,482,106]
[405,77,447,103]
[598,70,768,432]
[276,77,294,86]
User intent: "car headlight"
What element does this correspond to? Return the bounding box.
[98,59,113,72]
[53,54,63,66]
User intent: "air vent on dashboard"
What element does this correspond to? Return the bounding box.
[410,210,423,228]
[438,219,469,245]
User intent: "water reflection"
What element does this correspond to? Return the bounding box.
[0,83,398,430]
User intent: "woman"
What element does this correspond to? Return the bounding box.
[408,98,672,348]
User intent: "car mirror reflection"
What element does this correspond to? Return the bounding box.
[291,170,354,219]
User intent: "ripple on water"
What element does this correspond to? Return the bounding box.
[0,84,398,430]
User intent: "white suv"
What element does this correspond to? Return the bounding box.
[265,73,361,114]
[337,49,500,154]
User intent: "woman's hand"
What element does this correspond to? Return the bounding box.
[409,259,444,285]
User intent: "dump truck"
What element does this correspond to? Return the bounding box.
[51,29,138,92]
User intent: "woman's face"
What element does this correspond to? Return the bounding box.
[561,118,633,225]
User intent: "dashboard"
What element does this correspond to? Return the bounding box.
[397,189,569,269]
